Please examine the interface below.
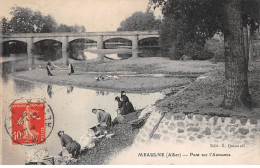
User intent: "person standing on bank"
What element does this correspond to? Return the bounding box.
[120,91,135,114]
[57,131,81,159]
[67,61,74,75]
[46,61,54,76]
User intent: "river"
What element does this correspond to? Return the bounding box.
[1,49,165,164]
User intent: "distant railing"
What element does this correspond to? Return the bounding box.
[3,31,159,38]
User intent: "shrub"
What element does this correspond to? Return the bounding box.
[182,42,214,60]
[205,38,224,61]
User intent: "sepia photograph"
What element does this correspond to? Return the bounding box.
[0,0,260,165]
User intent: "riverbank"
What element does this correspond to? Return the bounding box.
[75,58,260,165]
[11,57,220,93]
[156,59,260,119]
[76,124,139,165]
[9,56,260,164]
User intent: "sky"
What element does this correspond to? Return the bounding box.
[0,0,161,32]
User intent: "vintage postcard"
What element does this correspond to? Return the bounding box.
[0,0,260,165]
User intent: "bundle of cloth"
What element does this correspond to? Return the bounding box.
[95,75,119,81]
[79,129,97,151]
[25,147,49,162]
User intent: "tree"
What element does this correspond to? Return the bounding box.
[41,15,58,33]
[70,25,86,32]
[3,7,56,33]
[151,0,259,110]
[222,0,253,110]
[117,11,161,31]
[152,0,225,59]
[2,6,86,34]
[57,24,86,32]
[1,17,12,34]
[9,7,35,33]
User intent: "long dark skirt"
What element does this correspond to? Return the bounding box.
[126,101,135,114]
[70,64,74,74]
[46,66,53,76]
[66,141,81,158]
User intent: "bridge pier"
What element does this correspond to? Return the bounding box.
[132,35,138,49]
[27,37,33,57]
[132,51,138,58]
[62,36,69,64]
[98,53,105,61]
[97,35,104,49]
[27,37,34,68]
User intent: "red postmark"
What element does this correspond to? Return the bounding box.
[11,102,46,145]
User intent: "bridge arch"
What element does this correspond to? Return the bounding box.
[33,38,62,43]
[68,37,98,43]
[103,36,133,42]
[138,37,159,46]
[3,40,27,55]
[138,35,159,41]
[3,38,28,43]
[33,39,62,61]
[103,37,132,49]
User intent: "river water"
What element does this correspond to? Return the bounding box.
[1,50,165,164]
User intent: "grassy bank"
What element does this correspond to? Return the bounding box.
[76,124,139,165]
[75,58,260,165]
[156,60,260,119]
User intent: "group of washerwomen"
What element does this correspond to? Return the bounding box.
[46,60,74,76]
[56,91,135,160]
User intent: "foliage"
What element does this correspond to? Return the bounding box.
[57,24,86,33]
[1,6,86,33]
[205,38,224,61]
[41,15,58,33]
[151,0,260,109]
[183,42,214,60]
[117,11,161,31]
[151,0,259,60]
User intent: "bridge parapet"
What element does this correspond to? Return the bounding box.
[3,31,159,38]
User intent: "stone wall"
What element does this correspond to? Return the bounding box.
[134,107,260,146]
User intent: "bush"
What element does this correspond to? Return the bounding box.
[168,44,183,60]
[166,42,214,60]
[205,38,224,61]
[182,42,214,60]
[159,17,212,60]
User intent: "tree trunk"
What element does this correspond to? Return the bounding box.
[223,0,252,110]
[248,30,254,62]
[0,20,2,57]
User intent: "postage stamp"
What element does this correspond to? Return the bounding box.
[5,99,54,146]
[11,102,45,145]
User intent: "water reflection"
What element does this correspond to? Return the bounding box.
[83,51,99,60]
[47,85,54,98]
[2,77,165,164]
[105,53,132,60]
[13,78,36,94]
[1,53,165,164]
[67,86,74,94]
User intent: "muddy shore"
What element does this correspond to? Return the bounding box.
[11,57,220,93]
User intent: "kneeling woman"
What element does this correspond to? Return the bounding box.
[58,131,81,159]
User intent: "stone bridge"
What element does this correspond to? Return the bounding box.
[1,31,159,63]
